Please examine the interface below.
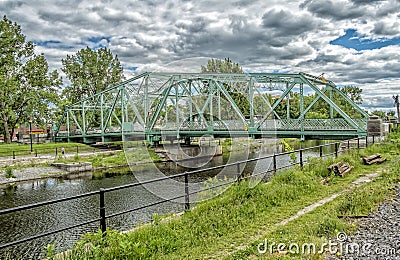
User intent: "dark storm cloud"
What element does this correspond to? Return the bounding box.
[175,17,208,33]
[2,0,400,111]
[375,0,400,17]
[307,53,343,65]
[350,0,384,4]
[37,10,93,27]
[0,0,25,10]
[262,9,317,36]
[372,21,400,36]
[362,95,393,109]
[302,0,365,20]
[232,0,259,7]
[229,15,248,33]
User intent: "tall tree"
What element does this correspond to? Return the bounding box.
[201,58,250,115]
[201,58,243,74]
[0,16,61,143]
[273,85,364,119]
[61,47,124,104]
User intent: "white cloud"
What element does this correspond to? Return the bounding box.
[1,0,399,111]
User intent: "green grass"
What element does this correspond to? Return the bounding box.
[4,166,16,178]
[49,141,400,259]
[231,160,399,259]
[56,151,127,168]
[56,147,162,168]
[0,142,93,157]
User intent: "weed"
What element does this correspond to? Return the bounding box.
[3,184,16,195]
[4,166,15,178]
[281,138,297,163]
[316,215,346,237]
[56,141,399,259]
[45,242,57,259]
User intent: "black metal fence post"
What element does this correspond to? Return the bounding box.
[365,136,368,148]
[55,147,58,157]
[184,173,190,211]
[236,162,241,182]
[335,143,338,158]
[319,146,323,158]
[299,149,303,169]
[347,139,350,150]
[76,146,79,155]
[99,188,107,236]
[35,149,38,157]
[372,135,375,144]
[1,138,382,253]
[357,137,360,149]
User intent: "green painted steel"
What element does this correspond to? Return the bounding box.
[55,72,368,144]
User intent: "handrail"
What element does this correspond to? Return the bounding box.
[0,136,374,256]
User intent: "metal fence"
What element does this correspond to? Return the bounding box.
[0,146,101,160]
[0,136,377,256]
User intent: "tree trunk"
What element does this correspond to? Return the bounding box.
[2,119,11,144]
[10,127,15,142]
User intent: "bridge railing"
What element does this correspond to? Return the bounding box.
[58,118,367,139]
[260,118,367,131]
[0,136,377,258]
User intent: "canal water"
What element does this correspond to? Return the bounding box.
[0,139,335,259]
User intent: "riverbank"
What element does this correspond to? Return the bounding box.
[0,138,283,186]
[0,166,66,187]
[53,139,400,259]
[0,149,123,186]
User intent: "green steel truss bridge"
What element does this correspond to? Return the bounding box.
[55,72,369,144]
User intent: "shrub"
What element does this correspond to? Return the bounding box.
[4,166,16,178]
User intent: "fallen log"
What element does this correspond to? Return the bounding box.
[327,162,354,177]
[362,154,386,165]
[340,165,354,177]
[365,157,386,165]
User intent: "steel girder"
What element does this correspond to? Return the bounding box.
[55,72,368,144]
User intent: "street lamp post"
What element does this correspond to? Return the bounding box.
[29,119,33,153]
[394,95,399,123]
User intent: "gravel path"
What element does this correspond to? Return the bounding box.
[327,184,400,259]
[0,166,66,185]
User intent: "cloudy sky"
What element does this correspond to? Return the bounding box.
[1,0,400,113]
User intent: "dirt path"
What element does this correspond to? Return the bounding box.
[278,172,379,226]
[212,172,381,259]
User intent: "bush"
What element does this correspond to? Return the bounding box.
[4,166,16,178]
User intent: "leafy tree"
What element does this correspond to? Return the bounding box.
[0,16,61,143]
[273,85,365,119]
[201,58,243,74]
[330,86,364,118]
[341,86,362,104]
[61,47,124,104]
[371,110,386,119]
[201,58,250,115]
[371,110,395,120]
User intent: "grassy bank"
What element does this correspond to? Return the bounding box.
[54,146,162,178]
[0,142,93,157]
[56,147,161,166]
[48,137,400,259]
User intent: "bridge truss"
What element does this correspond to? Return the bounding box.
[55,72,369,144]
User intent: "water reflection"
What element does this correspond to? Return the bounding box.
[0,140,336,258]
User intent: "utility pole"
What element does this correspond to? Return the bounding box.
[29,119,33,153]
[394,95,400,123]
